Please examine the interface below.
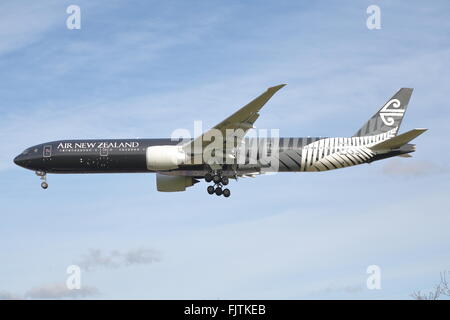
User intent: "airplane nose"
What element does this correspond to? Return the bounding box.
[14,154,24,166]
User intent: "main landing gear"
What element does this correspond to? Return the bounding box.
[205,172,230,198]
[36,170,48,189]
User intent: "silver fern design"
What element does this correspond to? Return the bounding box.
[379,98,404,126]
[305,128,397,172]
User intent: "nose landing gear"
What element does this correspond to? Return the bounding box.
[205,172,231,197]
[36,171,48,189]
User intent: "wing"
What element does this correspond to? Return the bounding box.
[182,84,286,163]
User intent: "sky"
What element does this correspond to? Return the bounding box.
[0,0,449,299]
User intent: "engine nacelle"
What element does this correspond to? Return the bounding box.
[146,145,188,170]
[156,174,198,192]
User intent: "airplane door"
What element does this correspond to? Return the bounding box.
[43,145,52,157]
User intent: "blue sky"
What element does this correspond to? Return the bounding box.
[1,0,449,299]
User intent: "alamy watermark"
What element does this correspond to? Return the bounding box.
[366,5,381,30]
[66,265,81,290]
[66,5,81,30]
[366,265,382,290]
[170,121,281,172]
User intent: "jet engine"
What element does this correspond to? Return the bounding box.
[156,173,199,192]
[146,145,188,170]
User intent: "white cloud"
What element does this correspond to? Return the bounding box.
[0,283,99,300]
[24,282,98,299]
[0,290,21,300]
[77,248,161,271]
[382,159,446,177]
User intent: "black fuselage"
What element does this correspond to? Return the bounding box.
[14,137,404,176]
[14,139,175,174]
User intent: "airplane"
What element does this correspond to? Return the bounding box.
[14,85,427,197]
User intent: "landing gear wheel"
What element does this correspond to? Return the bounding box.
[205,173,213,183]
[207,185,215,194]
[223,188,230,198]
[221,176,229,185]
[215,187,223,196]
[36,170,46,177]
[41,182,48,189]
[213,175,221,184]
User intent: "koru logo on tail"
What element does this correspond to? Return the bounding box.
[379,99,404,126]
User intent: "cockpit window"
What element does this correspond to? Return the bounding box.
[22,148,38,155]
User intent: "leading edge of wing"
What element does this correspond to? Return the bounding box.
[218,84,287,128]
[182,84,287,154]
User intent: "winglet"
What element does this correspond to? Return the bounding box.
[268,84,287,92]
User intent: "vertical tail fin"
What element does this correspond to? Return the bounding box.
[353,88,413,137]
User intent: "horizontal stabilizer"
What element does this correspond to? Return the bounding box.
[370,128,427,151]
